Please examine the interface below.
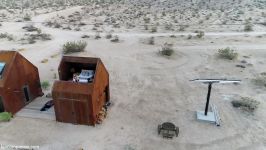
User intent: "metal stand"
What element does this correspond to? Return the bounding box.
[191,79,241,126]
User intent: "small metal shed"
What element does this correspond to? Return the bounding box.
[0,51,43,114]
[52,56,110,125]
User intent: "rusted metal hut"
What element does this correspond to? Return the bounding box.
[52,56,110,125]
[0,51,43,114]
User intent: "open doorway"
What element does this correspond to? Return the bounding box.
[22,85,31,103]
[0,96,4,112]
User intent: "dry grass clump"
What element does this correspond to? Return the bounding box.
[196,31,205,38]
[106,33,112,39]
[148,37,154,45]
[218,47,238,60]
[150,26,157,33]
[232,97,260,112]
[63,41,87,54]
[252,73,266,88]
[159,43,174,56]
[0,33,14,41]
[244,21,253,32]
[22,25,38,32]
[23,14,31,21]
[187,34,192,39]
[81,35,90,38]
[110,35,119,42]
[41,59,48,63]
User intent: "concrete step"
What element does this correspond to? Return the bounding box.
[16,108,55,120]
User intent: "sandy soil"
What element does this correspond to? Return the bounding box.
[0,1,266,150]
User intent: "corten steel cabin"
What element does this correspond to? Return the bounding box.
[0,51,43,114]
[52,56,110,125]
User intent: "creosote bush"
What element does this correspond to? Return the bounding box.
[159,43,174,56]
[231,97,260,112]
[218,47,238,60]
[63,41,87,54]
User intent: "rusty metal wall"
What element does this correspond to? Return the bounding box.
[0,51,43,114]
[52,56,110,126]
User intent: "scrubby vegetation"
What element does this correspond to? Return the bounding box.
[23,14,31,21]
[0,112,12,122]
[159,43,174,56]
[110,35,119,42]
[62,41,87,54]
[196,31,205,38]
[106,33,112,39]
[244,21,253,32]
[232,97,260,113]
[41,81,50,90]
[252,73,266,88]
[0,33,14,41]
[148,37,155,45]
[218,47,238,60]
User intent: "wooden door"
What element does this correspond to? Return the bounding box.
[73,101,88,125]
[58,100,75,123]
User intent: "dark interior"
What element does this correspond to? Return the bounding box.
[59,62,97,81]
[0,96,4,112]
[23,86,31,103]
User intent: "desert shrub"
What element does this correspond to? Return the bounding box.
[218,47,238,60]
[54,22,62,28]
[0,112,12,122]
[39,33,52,40]
[144,25,148,30]
[63,41,87,54]
[148,37,154,45]
[23,14,31,21]
[244,23,253,32]
[95,32,101,39]
[165,23,173,30]
[179,25,186,31]
[25,33,51,43]
[252,74,266,88]
[232,97,260,112]
[0,33,14,41]
[27,36,36,44]
[41,81,50,90]
[110,35,119,42]
[143,17,150,23]
[22,25,38,32]
[159,43,174,56]
[106,33,112,39]
[41,59,48,63]
[81,35,90,38]
[151,26,157,33]
[187,34,192,39]
[196,31,204,38]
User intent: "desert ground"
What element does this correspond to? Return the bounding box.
[0,0,266,150]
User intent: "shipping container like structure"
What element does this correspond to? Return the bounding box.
[0,51,43,114]
[52,56,110,125]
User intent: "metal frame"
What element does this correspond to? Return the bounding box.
[191,79,241,125]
